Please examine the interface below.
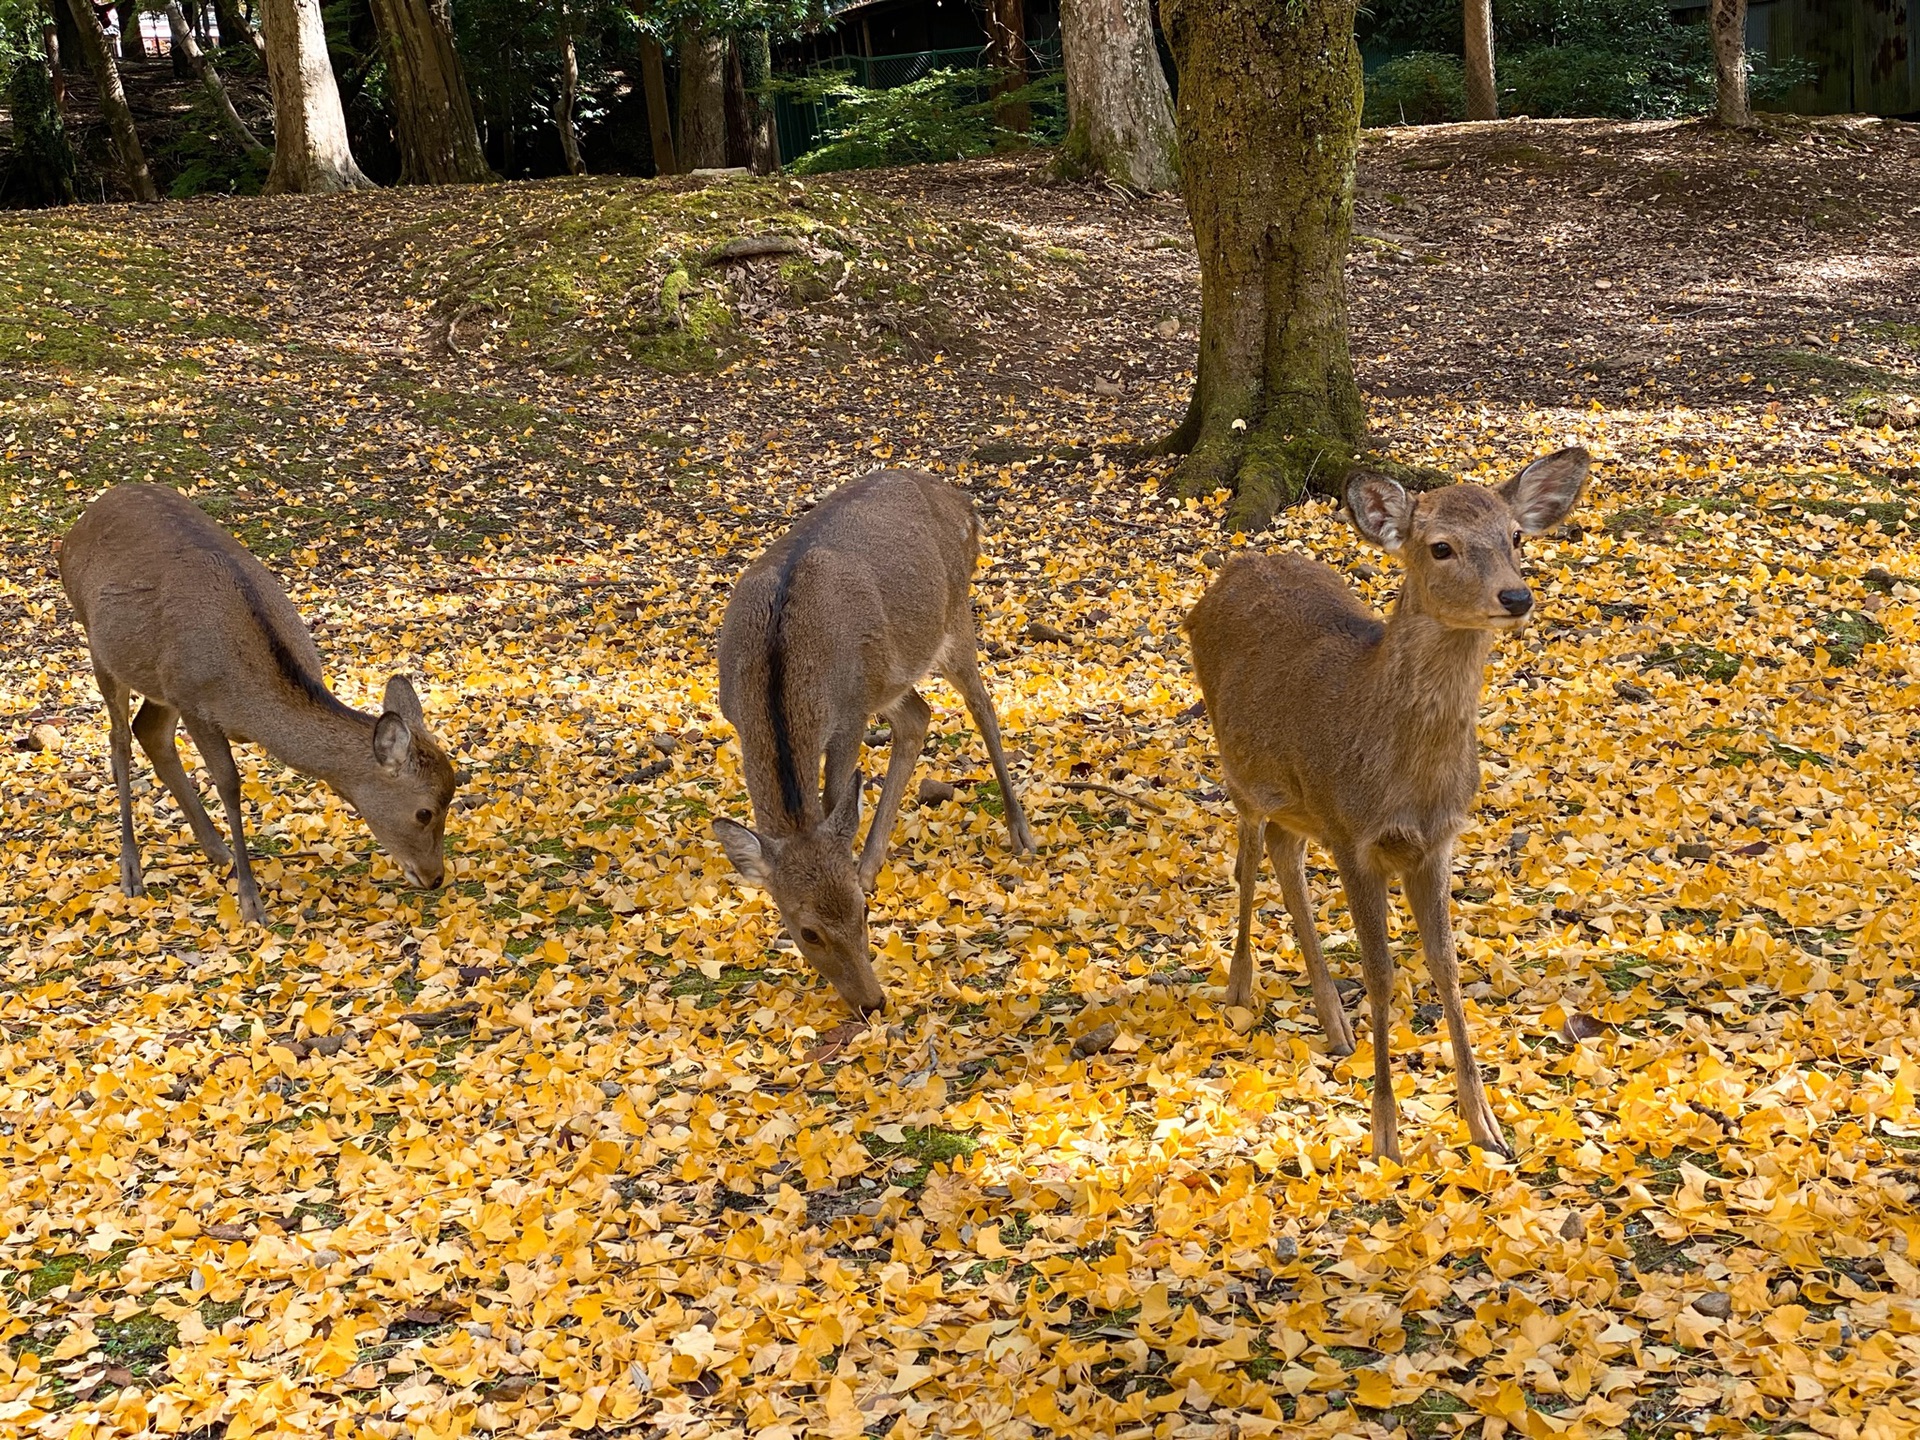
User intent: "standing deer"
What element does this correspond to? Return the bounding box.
[1185,449,1589,1160]
[60,484,463,923]
[713,470,1036,1014]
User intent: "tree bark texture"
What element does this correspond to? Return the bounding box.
[211,0,266,59]
[61,0,158,200]
[1157,0,1367,529]
[1710,0,1750,126]
[44,21,68,110]
[1463,0,1496,120]
[166,0,271,158]
[739,28,778,174]
[260,0,375,193]
[676,27,726,170]
[367,0,492,183]
[723,37,750,168]
[986,0,1029,133]
[638,33,676,175]
[1059,0,1177,192]
[557,1,585,174]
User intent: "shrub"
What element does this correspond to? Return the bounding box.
[1364,51,1467,126]
[784,67,1063,174]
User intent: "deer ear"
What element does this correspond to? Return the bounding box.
[1501,447,1590,533]
[828,775,864,843]
[382,674,427,728]
[1345,472,1414,552]
[373,712,417,772]
[714,818,777,884]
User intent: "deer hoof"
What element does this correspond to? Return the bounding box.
[1222,982,1254,1011]
[1370,1131,1403,1164]
[1322,1009,1357,1056]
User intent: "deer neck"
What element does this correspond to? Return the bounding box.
[262,693,380,792]
[1378,596,1495,742]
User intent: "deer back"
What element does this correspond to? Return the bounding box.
[717,470,979,833]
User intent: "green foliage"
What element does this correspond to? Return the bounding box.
[162,94,271,198]
[7,50,77,206]
[784,67,1064,175]
[1363,51,1466,126]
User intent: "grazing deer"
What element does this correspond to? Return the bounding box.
[60,484,463,924]
[713,469,1035,1014]
[1185,449,1589,1160]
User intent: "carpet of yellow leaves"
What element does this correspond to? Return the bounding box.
[2,129,1919,1440]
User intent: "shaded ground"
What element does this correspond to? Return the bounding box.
[0,119,1918,1440]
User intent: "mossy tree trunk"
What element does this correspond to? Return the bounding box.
[739,28,778,174]
[61,0,158,201]
[1157,0,1366,530]
[556,0,585,175]
[676,26,726,168]
[1059,0,1177,192]
[638,33,676,175]
[367,0,492,183]
[1463,0,1496,120]
[8,45,78,205]
[261,0,375,193]
[1710,0,1750,126]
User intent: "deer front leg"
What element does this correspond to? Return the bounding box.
[1268,824,1354,1055]
[96,667,144,899]
[1336,853,1400,1162]
[183,716,265,925]
[1405,851,1510,1159]
[1224,812,1263,1010]
[857,688,931,892]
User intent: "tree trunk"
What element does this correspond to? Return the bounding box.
[986,0,1029,133]
[165,0,270,158]
[723,35,750,167]
[211,0,265,59]
[1463,0,1496,121]
[8,43,79,205]
[44,21,68,110]
[676,26,726,169]
[367,0,491,183]
[1157,0,1367,530]
[1059,0,1177,191]
[739,27,778,175]
[1710,0,1750,126]
[61,0,159,200]
[556,0,585,174]
[259,0,375,193]
[638,34,676,175]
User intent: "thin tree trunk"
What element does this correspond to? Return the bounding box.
[638,33,676,175]
[61,0,158,200]
[259,0,375,193]
[986,0,1030,133]
[1710,0,1750,126]
[1463,0,1496,120]
[676,26,726,169]
[556,0,585,174]
[367,0,492,183]
[1157,0,1367,529]
[165,0,270,158]
[44,21,67,110]
[211,0,265,59]
[739,27,778,175]
[1059,0,1176,191]
[722,35,750,167]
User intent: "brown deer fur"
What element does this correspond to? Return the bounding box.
[714,470,1035,1014]
[60,485,462,923]
[1185,449,1589,1160]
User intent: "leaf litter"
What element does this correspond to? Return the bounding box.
[0,119,1918,1439]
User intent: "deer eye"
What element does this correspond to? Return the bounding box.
[799,926,824,948]
[1429,542,1454,560]
[1512,530,1523,548]
[415,807,434,826]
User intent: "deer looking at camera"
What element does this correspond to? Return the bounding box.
[60,484,464,924]
[1185,449,1589,1160]
[713,469,1035,1015]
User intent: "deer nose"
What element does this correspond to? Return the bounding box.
[1498,587,1534,617]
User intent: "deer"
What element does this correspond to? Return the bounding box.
[59,484,464,925]
[1184,448,1589,1161]
[712,469,1036,1014]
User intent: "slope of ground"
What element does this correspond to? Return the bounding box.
[0,119,1917,1440]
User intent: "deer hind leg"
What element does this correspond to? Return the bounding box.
[939,640,1034,856]
[133,699,232,867]
[1223,812,1263,1010]
[181,716,265,925]
[1334,852,1401,1162]
[857,688,931,892]
[1404,851,1510,1158]
[94,666,143,898]
[1267,824,1355,1055]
